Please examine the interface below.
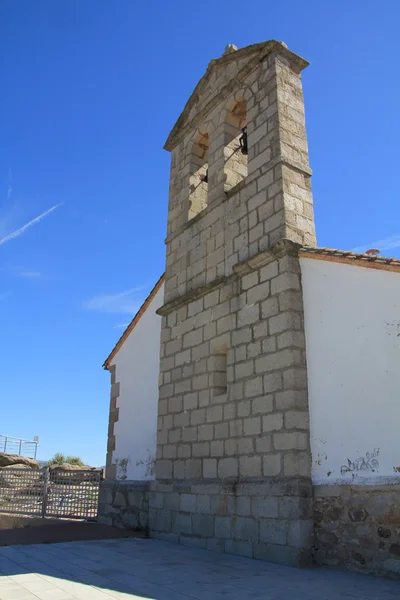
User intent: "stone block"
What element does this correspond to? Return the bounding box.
[173,460,185,479]
[263,413,283,432]
[182,426,197,442]
[253,542,309,567]
[206,405,223,422]
[242,272,259,291]
[252,497,279,519]
[283,451,311,476]
[191,409,206,426]
[252,396,274,415]
[172,512,192,534]
[225,539,253,558]
[180,493,197,513]
[263,453,282,476]
[183,393,198,411]
[156,460,172,479]
[197,494,211,514]
[203,458,217,478]
[198,424,214,441]
[185,459,202,478]
[233,517,259,541]
[218,458,238,478]
[275,390,308,410]
[164,493,180,511]
[155,509,172,532]
[113,491,126,507]
[284,410,309,430]
[239,456,262,477]
[259,518,288,545]
[273,431,308,450]
[237,400,251,417]
[192,442,210,457]
[256,435,272,454]
[237,304,260,327]
[243,417,261,436]
[207,538,225,553]
[247,282,270,305]
[210,441,224,457]
[149,492,164,509]
[215,517,232,539]
[177,444,191,459]
[288,519,313,548]
[244,377,263,398]
[214,422,229,438]
[192,514,214,537]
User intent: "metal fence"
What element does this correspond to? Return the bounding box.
[0,467,101,520]
[0,434,38,459]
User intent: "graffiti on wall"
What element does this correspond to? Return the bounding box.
[341,448,380,476]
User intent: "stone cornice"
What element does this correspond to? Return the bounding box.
[233,239,301,276]
[156,276,231,316]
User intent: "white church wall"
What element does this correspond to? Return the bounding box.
[301,257,400,485]
[110,284,164,481]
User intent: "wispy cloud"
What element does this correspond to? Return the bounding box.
[353,235,400,254]
[0,290,12,301]
[0,203,63,246]
[7,168,12,201]
[114,322,129,329]
[83,286,147,314]
[20,271,41,278]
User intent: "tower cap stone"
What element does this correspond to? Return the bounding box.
[223,44,238,55]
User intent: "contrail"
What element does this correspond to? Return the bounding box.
[0,202,63,246]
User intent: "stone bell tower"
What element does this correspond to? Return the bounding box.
[152,40,316,566]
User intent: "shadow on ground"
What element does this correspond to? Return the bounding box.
[0,538,400,599]
[0,514,143,546]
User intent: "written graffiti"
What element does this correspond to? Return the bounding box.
[341,448,380,476]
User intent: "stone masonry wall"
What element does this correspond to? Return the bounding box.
[314,483,400,578]
[98,480,150,531]
[153,42,316,566]
[157,241,310,484]
[148,478,312,566]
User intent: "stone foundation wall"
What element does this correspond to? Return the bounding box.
[98,480,150,531]
[314,483,400,578]
[148,477,312,566]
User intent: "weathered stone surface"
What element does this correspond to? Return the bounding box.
[348,507,368,522]
[0,453,40,469]
[313,484,400,577]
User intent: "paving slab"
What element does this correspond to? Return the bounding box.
[0,538,399,599]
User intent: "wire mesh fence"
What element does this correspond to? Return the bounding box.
[0,468,44,516]
[46,469,101,519]
[0,467,101,519]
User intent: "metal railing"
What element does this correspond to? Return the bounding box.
[0,467,101,519]
[0,434,38,459]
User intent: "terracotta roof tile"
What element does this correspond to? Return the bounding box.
[299,247,400,270]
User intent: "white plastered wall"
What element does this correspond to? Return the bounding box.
[110,284,164,480]
[301,257,400,485]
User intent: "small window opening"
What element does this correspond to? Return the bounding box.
[188,132,209,221]
[224,100,248,193]
[211,344,228,396]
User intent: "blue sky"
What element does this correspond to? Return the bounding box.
[0,0,399,465]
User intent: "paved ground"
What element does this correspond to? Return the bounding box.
[0,538,399,599]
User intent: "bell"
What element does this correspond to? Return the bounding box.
[239,127,248,155]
